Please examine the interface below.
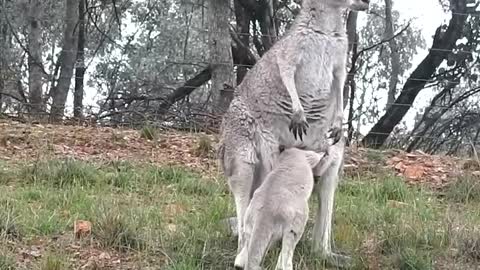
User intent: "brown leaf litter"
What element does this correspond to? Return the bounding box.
[0,120,221,178]
[1,119,478,188]
[345,147,478,189]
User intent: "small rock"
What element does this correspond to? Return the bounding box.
[98,252,111,260]
[167,224,177,233]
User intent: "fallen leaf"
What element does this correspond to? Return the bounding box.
[98,252,111,260]
[390,157,402,163]
[394,162,405,171]
[404,165,425,179]
[74,220,92,239]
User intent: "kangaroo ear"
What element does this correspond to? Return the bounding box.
[304,151,325,168]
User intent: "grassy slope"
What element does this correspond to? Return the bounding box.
[0,130,480,269]
[1,158,480,270]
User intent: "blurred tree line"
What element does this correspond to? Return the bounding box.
[0,0,478,155]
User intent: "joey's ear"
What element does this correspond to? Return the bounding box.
[279,145,286,153]
[304,151,325,168]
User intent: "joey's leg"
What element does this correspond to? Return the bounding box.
[277,209,308,270]
[227,161,255,253]
[312,143,352,268]
[278,230,303,270]
[245,230,272,270]
[274,251,283,270]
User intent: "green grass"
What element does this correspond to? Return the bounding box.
[193,135,214,158]
[0,201,21,240]
[39,253,69,270]
[139,124,159,141]
[93,202,147,251]
[0,254,15,270]
[444,175,480,204]
[0,158,479,269]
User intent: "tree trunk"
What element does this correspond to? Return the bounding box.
[0,79,3,112]
[233,0,252,84]
[258,0,276,51]
[0,13,6,112]
[344,11,358,110]
[50,0,79,122]
[27,0,44,115]
[345,11,359,144]
[406,83,456,152]
[384,0,400,109]
[207,0,235,118]
[156,38,257,116]
[73,0,86,119]
[157,66,212,114]
[362,0,468,148]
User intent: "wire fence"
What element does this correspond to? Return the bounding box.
[1,87,479,159]
[1,62,478,112]
[1,4,479,155]
[17,28,478,56]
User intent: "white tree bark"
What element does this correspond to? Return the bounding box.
[27,0,44,115]
[385,0,400,109]
[207,0,235,117]
[50,0,79,121]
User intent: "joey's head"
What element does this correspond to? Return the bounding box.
[278,146,325,169]
[302,150,325,168]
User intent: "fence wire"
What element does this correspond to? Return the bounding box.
[1,6,479,154]
[2,97,479,147]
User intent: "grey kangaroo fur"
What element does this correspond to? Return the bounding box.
[217,0,369,267]
[234,147,328,270]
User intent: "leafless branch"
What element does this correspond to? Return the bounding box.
[357,22,411,58]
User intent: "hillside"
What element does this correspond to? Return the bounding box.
[1,120,480,270]
[0,119,475,188]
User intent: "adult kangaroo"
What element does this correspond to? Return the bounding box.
[217,0,369,267]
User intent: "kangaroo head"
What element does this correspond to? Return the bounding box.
[347,0,370,11]
[320,0,370,11]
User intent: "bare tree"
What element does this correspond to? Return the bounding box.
[233,0,252,84]
[362,0,469,148]
[207,0,235,117]
[384,0,400,109]
[50,0,79,121]
[345,11,359,143]
[258,0,277,50]
[27,0,44,115]
[0,9,7,112]
[73,0,86,119]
